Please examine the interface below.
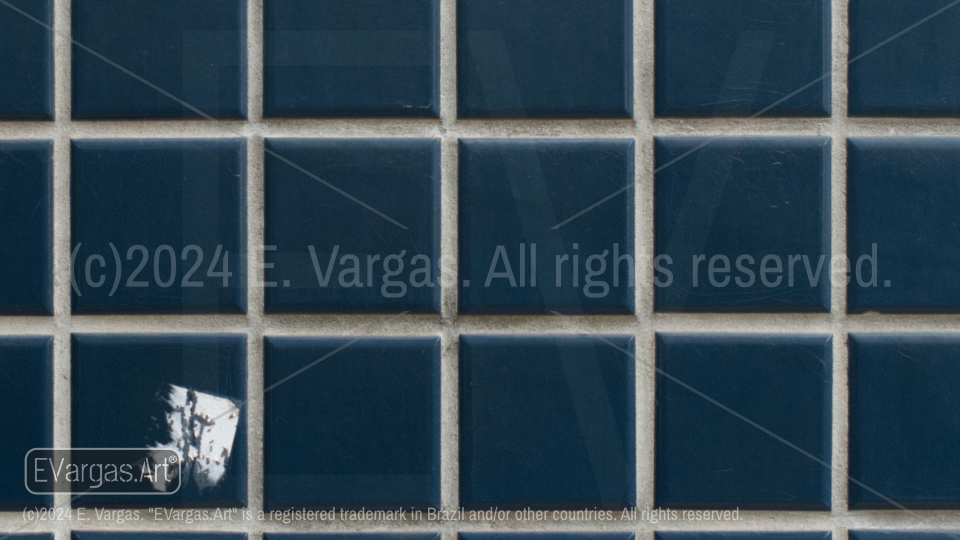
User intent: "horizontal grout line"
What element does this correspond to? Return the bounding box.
[5,313,960,335]
[6,509,960,530]
[4,119,960,140]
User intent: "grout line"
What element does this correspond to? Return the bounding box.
[50,0,73,535]
[245,132,267,523]
[830,0,852,519]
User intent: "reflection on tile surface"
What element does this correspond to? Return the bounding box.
[71,334,247,508]
[655,333,832,510]
[460,335,635,509]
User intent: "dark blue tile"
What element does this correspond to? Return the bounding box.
[658,533,829,540]
[654,137,831,313]
[0,141,53,315]
[264,139,440,314]
[71,334,247,508]
[71,139,247,314]
[658,534,826,540]
[71,0,246,120]
[849,0,960,116]
[457,0,631,118]
[655,0,830,117]
[269,534,438,540]
[851,532,960,540]
[0,0,53,119]
[847,138,960,313]
[655,333,832,510]
[263,0,439,118]
[458,139,634,315]
[74,533,245,540]
[459,334,635,509]
[0,337,53,509]
[848,334,960,509]
[264,336,441,510]
[462,534,633,540]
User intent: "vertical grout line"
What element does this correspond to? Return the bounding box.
[438,0,461,521]
[635,0,656,512]
[245,133,266,524]
[830,0,851,520]
[51,0,73,534]
[245,0,265,525]
[247,0,264,126]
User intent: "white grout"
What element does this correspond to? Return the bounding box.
[1,0,957,534]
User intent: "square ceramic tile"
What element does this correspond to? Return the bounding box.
[71,139,247,314]
[458,139,634,315]
[462,534,634,540]
[0,141,53,315]
[264,337,441,509]
[268,535,438,540]
[263,0,439,118]
[847,138,960,313]
[0,0,53,119]
[851,533,960,540]
[0,337,52,509]
[654,531,831,540]
[849,334,960,509]
[459,335,635,509]
[655,333,832,509]
[457,0,631,118]
[658,534,829,540]
[71,0,246,119]
[71,334,247,508]
[654,138,831,313]
[263,139,440,313]
[655,0,830,117]
[74,533,245,540]
[849,0,960,116]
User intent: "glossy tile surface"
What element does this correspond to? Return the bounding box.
[71,334,247,508]
[654,137,831,313]
[0,141,53,315]
[0,337,52,509]
[655,333,832,509]
[459,335,635,509]
[457,0,631,118]
[655,0,830,117]
[264,337,441,509]
[74,533,245,540]
[71,139,247,314]
[458,139,634,314]
[71,0,246,119]
[658,534,829,540]
[847,138,960,313]
[462,534,634,540]
[849,334,960,509]
[850,532,960,540]
[0,0,53,119]
[849,0,960,116]
[263,0,439,118]
[264,139,440,313]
